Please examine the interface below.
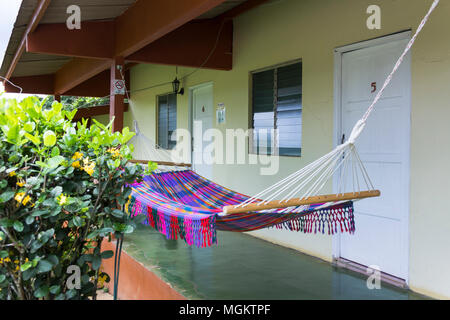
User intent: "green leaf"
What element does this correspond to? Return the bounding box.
[23,268,37,281]
[92,255,102,270]
[0,250,8,258]
[111,209,124,218]
[34,285,49,298]
[23,122,35,132]
[0,191,15,203]
[101,250,114,259]
[37,259,53,273]
[65,289,77,299]
[13,221,24,232]
[20,261,33,272]
[25,215,35,225]
[0,218,13,227]
[0,275,5,283]
[51,146,60,157]
[72,216,83,227]
[6,124,20,143]
[47,156,65,169]
[49,285,61,295]
[47,254,59,266]
[43,130,57,147]
[50,186,63,197]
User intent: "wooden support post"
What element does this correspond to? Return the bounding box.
[54,95,61,102]
[110,57,125,132]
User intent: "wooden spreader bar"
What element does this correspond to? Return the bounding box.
[129,159,192,168]
[222,190,380,215]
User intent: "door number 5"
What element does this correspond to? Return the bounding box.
[371,82,377,93]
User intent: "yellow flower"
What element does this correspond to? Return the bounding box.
[72,152,83,160]
[4,257,11,263]
[83,162,96,176]
[83,157,90,166]
[107,147,122,159]
[57,194,68,206]
[15,265,19,271]
[9,171,16,177]
[98,274,108,287]
[14,260,19,264]
[0,259,3,264]
[24,258,29,263]
[14,192,25,203]
[16,179,25,187]
[22,195,32,206]
[15,192,32,206]
[72,160,81,169]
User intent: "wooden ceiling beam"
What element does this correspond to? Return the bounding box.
[26,21,115,59]
[54,58,112,95]
[127,19,233,70]
[114,0,227,57]
[3,0,51,81]
[4,74,54,95]
[48,0,227,95]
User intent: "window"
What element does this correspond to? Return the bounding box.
[157,93,177,149]
[251,61,302,156]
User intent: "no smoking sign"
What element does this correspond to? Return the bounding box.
[112,79,126,95]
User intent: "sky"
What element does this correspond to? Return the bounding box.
[0,0,40,100]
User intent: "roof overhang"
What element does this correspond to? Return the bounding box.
[1,0,270,97]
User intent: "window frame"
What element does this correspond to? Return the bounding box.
[249,59,303,157]
[156,92,177,150]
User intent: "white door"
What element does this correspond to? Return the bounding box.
[191,83,214,179]
[338,36,411,280]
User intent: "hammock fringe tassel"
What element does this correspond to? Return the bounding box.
[128,195,354,247]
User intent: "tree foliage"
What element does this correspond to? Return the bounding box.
[0,96,152,300]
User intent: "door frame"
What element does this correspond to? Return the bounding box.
[331,31,412,284]
[189,81,214,172]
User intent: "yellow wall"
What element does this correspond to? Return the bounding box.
[122,0,450,299]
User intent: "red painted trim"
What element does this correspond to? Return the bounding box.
[114,0,227,57]
[27,21,115,59]
[54,58,112,95]
[5,75,54,94]
[64,70,110,97]
[4,0,51,80]
[127,19,233,70]
[101,240,186,300]
[110,57,125,132]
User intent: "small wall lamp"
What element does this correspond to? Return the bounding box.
[172,77,184,95]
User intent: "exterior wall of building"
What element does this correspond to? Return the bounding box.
[116,0,450,299]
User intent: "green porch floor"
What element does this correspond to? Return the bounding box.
[121,225,428,300]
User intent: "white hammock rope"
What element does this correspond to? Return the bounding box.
[129,120,188,172]
[129,0,439,213]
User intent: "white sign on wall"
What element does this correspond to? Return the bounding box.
[112,79,126,95]
[216,103,226,124]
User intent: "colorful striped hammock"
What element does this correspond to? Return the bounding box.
[127,170,355,247]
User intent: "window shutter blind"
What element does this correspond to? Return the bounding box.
[158,93,177,149]
[276,62,302,156]
[167,93,177,149]
[252,69,275,154]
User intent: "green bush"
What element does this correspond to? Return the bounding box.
[0,97,151,300]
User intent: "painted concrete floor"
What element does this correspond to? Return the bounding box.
[122,225,428,300]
